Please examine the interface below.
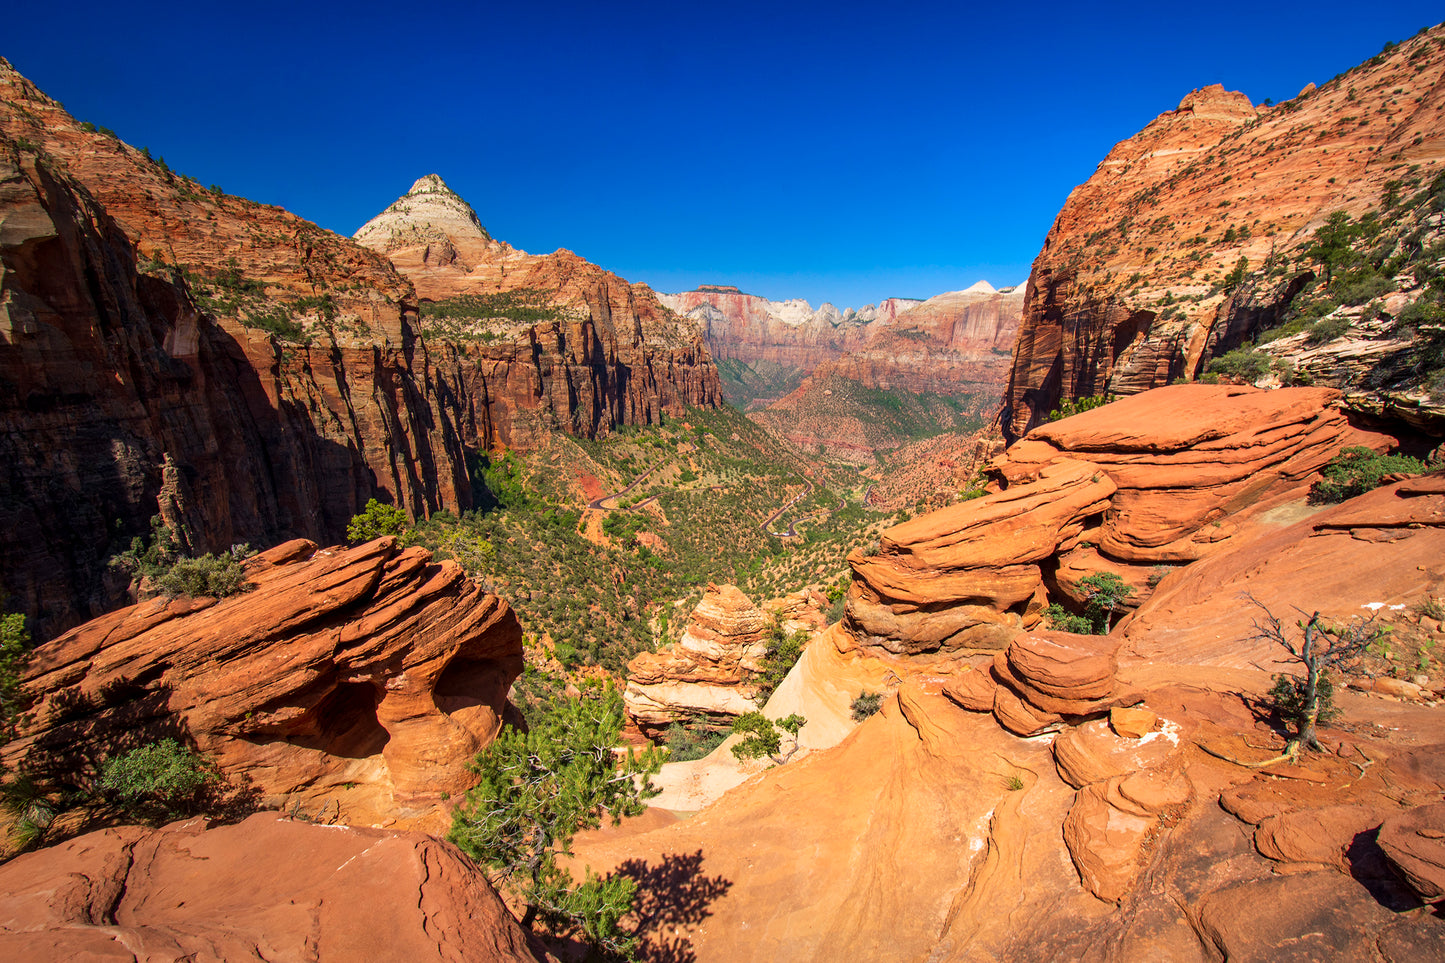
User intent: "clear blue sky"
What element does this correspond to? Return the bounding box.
[6,2,1442,308]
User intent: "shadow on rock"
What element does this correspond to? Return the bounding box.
[616,849,733,963]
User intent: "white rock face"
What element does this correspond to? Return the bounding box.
[354,174,492,254]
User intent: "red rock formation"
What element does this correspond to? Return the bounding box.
[0,813,541,961]
[6,538,523,826]
[0,62,469,637]
[1002,28,1445,439]
[624,585,770,737]
[355,175,723,449]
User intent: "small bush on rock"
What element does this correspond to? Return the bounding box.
[1309,446,1425,504]
[98,738,221,821]
[346,498,409,542]
[850,692,882,721]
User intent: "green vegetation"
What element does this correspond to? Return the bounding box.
[1003,774,1026,791]
[729,711,807,765]
[110,518,252,598]
[714,357,807,409]
[1206,344,1272,382]
[1248,597,1388,758]
[1044,603,1094,635]
[418,289,570,341]
[0,611,30,754]
[98,739,222,821]
[1047,394,1113,422]
[448,683,661,956]
[1309,446,1425,504]
[753,623,808,703]
[850,691,883,721]
[346,498,409,542]
[663,723,727,761]
[1079,572,1134,634]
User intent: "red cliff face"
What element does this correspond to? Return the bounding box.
[354,176,723,448]
[1003,27,1445,440]
[0,61,469,637]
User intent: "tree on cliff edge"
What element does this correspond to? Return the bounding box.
[448,682,662,958]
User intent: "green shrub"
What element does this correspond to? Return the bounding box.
[663,723,726,762]
[347,498,409,542]
[850,691,883,721]
[753,624,806,703]
[730,712,806,764]
[98,739,221,820]
[1305,316,1351,344]
[1047,395,1113,422]
[154,546,251,598]
[0,612,31,743]
[1206,346,1271,382]
[1045,603,1094,635]
[1309,446,1426,504]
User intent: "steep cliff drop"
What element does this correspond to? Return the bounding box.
[354,175,724,450]
[0,60,469,638]
[1003,26,1445,441]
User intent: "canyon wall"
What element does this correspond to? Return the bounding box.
[355,175,723,449]
[1003,26,1445,440]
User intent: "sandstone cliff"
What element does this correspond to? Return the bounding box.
[664,281,1022,415]
[355,175,723,448]
[6,537,523,828]
[0,61,469,637]
[1003,26,1445,440]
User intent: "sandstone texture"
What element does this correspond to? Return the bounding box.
[356,175,723,450]
[1002,27,1445,439]
[624,585,770,737]
[6,538,522,826]
[0,813,540,962]
[1378,801,1445,901]
[0,68,475,637]
[844,385,1363,661]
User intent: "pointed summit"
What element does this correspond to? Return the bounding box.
[354,174,491,254]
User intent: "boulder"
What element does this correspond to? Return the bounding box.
[8,538,522,824]
[0,813,540,961]
[1052,718,1179,789]
[1253,805,1384,869]
[1378,802,1445,901]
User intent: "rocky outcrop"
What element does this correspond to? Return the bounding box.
[844,385,1364,659]
[6,538,523,825]
[1378,801,1445,901]
[0,62,470,638]
[355,176,724,449]
[624,585,770,737]
[664,283,1023,422]
[1002,27,1445,439]
[0,813,541,962]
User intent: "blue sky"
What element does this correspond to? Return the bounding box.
[6,2,1442,308]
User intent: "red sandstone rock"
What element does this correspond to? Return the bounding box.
[1005,632,1118,701]
[1062,781,1155,903]
[1052,718,1179,789]
[942,667,999,712]
[624,585,771,737]
[1001,28,1445,437]
[0,813,540,961]
[1378,802,1445,901]
[1253,804,1384,869]
[6,538,522,824]
[1110,706,1157,739]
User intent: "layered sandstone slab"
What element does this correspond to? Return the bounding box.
[625,585,771,737]
[845,459,1115,655]
[0,813,540,962]
[1378,801,1445,901]
[8,538,523,824]
[996,384,1351,562]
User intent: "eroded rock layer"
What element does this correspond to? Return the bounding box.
[1002,27,1445,439]
[0,62,469,637]
[625,584,770,737]
[7,538,523,825]
[0,813,541,962]
[845,385,1361,658]
[356,175,723,449]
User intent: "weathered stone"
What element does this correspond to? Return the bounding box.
[1378,801,1445,901]
[7,538,521,824]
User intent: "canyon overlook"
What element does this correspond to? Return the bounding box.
[4,21,1445,963]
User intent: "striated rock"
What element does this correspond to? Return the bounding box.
[1378,801,1445,901]
[0,63,471,639]
[1002,29,1445,438]
[1062,781,1158,903]
[942,666,999,712]
[995,384,1352,563]
[1253,805,1383,869]
[356,176,723,450]
[0,813,540,962]
[844,459,1115,655]
[1005,632,1117,701]
[6,538,522,824]
[1052,718,1179,790]
[1195,872,1407,962]
[624,585,771,737]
